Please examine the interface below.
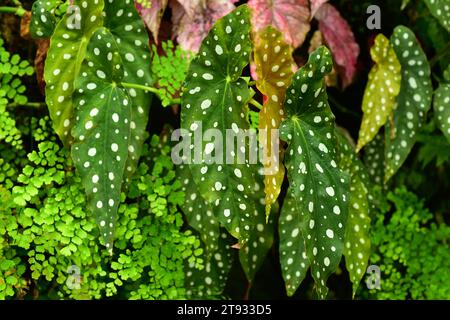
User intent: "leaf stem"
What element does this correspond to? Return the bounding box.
[248,81,257,87]
[328,95,360,119]
[121,82,181,106]
[249,98,263,110]
[8,102,46,108]
[0,6,26,17]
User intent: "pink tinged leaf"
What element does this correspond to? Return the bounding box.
[248,0,311,48]
[170,0,238,53]
[310,0,328,18]
[135,0,168,43]
[315,3,359,88]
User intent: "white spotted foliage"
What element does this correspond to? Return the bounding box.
[103,0,154,184]
[30,0,59,39]
[424,0,450,33]
[44,0,104,146]
[181,5,259,246]
[279,46,350,298]
[434,67,450,143]
[385,26,433,182]
[72,28,132,252]
[337,130,371,297]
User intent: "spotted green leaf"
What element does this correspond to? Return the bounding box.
[103,0,154,184]
[254,26,294,217]
[181,5,259,245]
[30,0,60,39]
[44,0,104,146]
[434,83,450,142]
[71,28,132,253]
[356,34,401,152]
[424,0,450,34]
[363,132,385,185]
[279,192,310,296]
[279,46,350,299]
[384,26,433,182]
[179,164,221,256]
[337,130,371,297]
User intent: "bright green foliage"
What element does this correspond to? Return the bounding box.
[0,90,22,150]
[181,5,259,245]
[44,0,104,146]
[254,26,294,217]
[356,34,401,152]
[1,118,204,299]
[423,0,450,34]
[71,28,132,252]
[0,38,34,105]
[337,130,371,297]
[384,26,433,182]
[151,41,190,107]
[366,188,450,299]
[279,46,349,299]
[103,0,154,185]
[30,0,60,39]
[434,67,450,142]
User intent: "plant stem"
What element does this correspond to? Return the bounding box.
[248,81,257,87]
[0,6,26,17]
[249,98,263,110]
[8,102,46,108]
[328,95,360,119]
[121,82,180,106]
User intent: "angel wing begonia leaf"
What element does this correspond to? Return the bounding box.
[356,34,401,152]
[424,0,450,33]
[434,83,450,143]
[181,5,258,246]
[364,132,385,185]
[71,28,132,252]
[248,0,311,48]
[254,26,295,216]
[314,3,360,88]
[279,46,350,299]
[44,0,104,146]
[135,0,168,42]
[103,0,154,184]
[279,192,310,296]
[384,26,433,182]
[337,130,371,297]
[30,0,59,39]
[171,0,237,53]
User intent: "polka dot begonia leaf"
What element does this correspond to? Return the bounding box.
[44,0,104,147]
[30,0,59,39]
[103,0,154,185]
[384,26,433,182]
[254,26,295,218]
[279,46,350,299]
[279,192,310,296]
[337,129,371,298]
[363,132,385,186]
[179,164,221,257]
[71,27,132,253]
[424,0,450,34]
[181,5,260,246]
[356,34,401,152]
[434,82,450,143]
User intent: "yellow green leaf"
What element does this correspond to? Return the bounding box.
[356,34,401,152]
[254,26,295,217]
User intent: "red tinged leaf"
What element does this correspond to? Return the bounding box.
[135,0,169,43]
[310,0,328,18]
[248,0,311,48]
[170,0,238,53]
[315,3,359,88]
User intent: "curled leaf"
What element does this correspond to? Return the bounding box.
[248,0,311,48]
[135,0,168,42]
